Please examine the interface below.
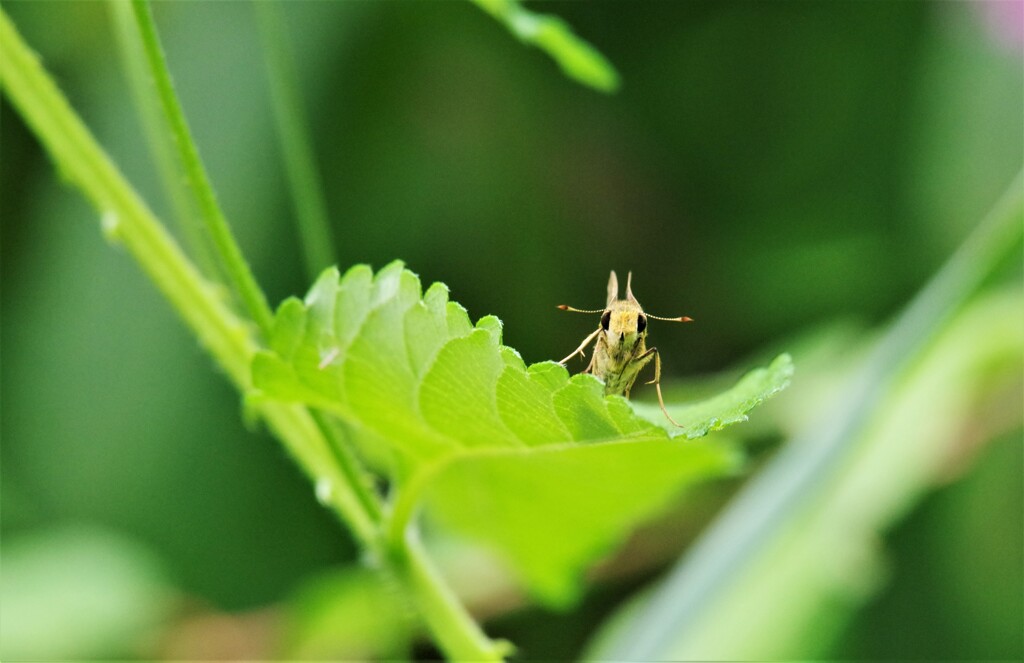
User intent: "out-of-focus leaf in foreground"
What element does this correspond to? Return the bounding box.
[279,568,413,660]
[589,168,1024,660]
[1,527,175,660]
[591,287,1023,659]
[252,262,789,605]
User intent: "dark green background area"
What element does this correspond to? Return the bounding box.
[2,1,1020,658]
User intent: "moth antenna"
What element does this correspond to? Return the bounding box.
[646,314,694,322]
[557,305,605,314]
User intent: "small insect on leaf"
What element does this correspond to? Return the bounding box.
[558,271,693,427]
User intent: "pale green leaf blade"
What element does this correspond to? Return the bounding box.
[552,374,625,441]
[419,328,522,449]
[495,362,573,445]
[633,354,795,438]
[423,437,741,606]
[404,283,454,377]
[280,568,413,660]
[253,263,670,459]
[252,263,791,604]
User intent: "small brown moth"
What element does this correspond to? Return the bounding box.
[558,271,692,427]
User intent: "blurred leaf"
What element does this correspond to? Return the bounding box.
[279,568,413,659]
[589,167,1024,659]
[590,288,1023,658]
[1,527,175,660]
[252,262,788,604]
[831,428,1023,659]
[695,289,1021,658]
[469,0,620,92]
[422,436,740,605]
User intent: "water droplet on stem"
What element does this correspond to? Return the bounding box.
[101,210,122,243]
[315,478,333,505]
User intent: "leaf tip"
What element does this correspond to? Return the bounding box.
[476,314,504,343]
[772,352,796,378]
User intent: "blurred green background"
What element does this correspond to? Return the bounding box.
[2,1,1021,659]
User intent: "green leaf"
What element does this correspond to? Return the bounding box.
[279,568,413,659]
[1,527,175,660]
[253,262,789,604]
[633,353,795,438]
[470,0,621,93]
[422,437,741,606]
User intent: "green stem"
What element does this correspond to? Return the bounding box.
[469,0,620,93]
[130,0,275,337]
[264,405,380,546]
[598,166,1024,659]
[0,4,376,547]
[107,0,219,280]
[393,531,512,662]
[1,10,504,659]
[255,0,337,281]
[312,411,382,524]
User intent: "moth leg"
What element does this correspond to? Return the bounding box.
[559,328,601,365]
[637,347,683,428]
[623,347,652,398]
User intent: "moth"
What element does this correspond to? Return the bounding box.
[558,271,692,426]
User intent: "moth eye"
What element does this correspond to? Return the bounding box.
[637,315,647,333]
[601,311,611,331]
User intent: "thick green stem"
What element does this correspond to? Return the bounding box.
[311,411,382,524]
[393,531,512,662]
[1,10,505,659]
[263,406,380,546]
[130,0,275,337]
[255,0,337,281]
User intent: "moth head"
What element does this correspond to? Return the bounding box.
[603,300,647,352]
[558,271,693,349]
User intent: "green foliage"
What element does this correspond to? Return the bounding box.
[592,286,1024,659]
[1,527,174,660]
[636,353,794,438]
[470,0,620,92]
[4,1,1019,659]
[253,261,790,604]
[420,438,739,605]
[588,172,1024,659]
[280,568,413,659]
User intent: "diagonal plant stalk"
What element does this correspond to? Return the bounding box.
[595,166,1024,658]
[118,0,382,539]
[108,0,220,280]
[469,0,620,92]
[122,0,384,547]
[127,3,500,656]
[0,1,377,553]
[129,0,275,337]
[0,9,505,660]
[254,0,337,282]
[393,531,513,660]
